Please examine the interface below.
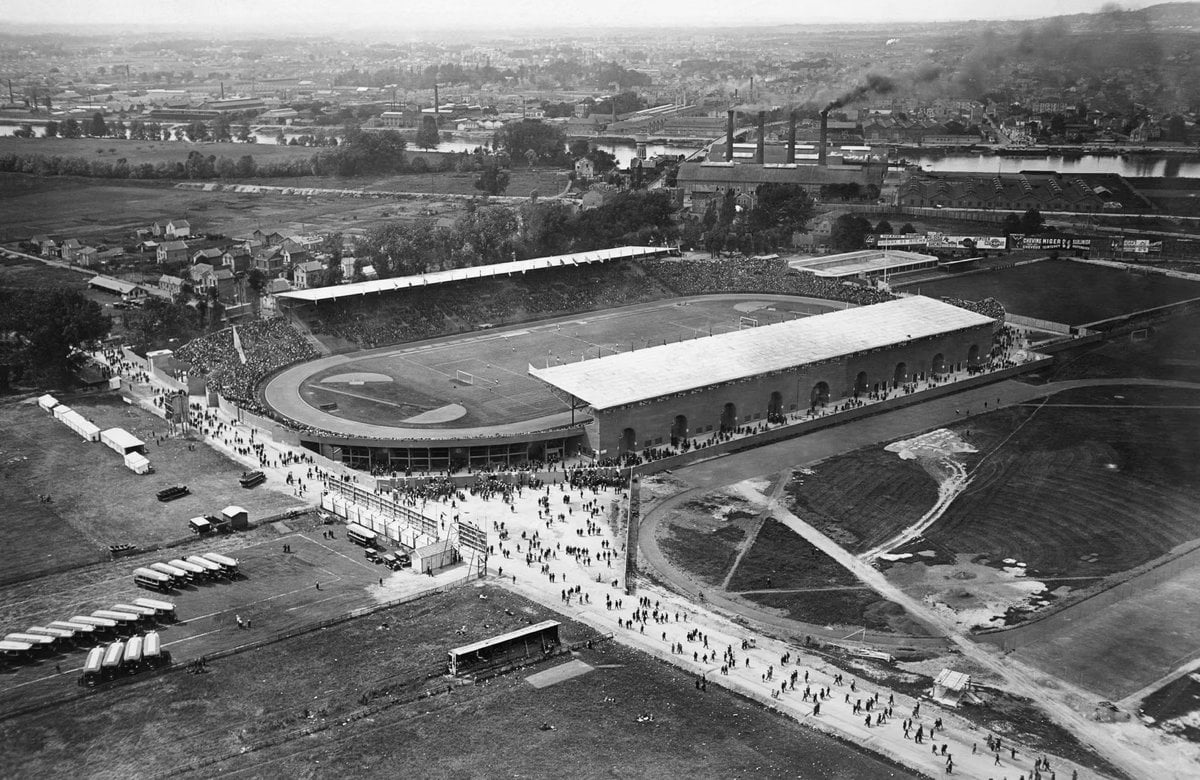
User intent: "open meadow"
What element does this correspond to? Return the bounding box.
[0,584,917,779]
[0,394,301,583]
[902,259,1200,325]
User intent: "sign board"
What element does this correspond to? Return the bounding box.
[456,520,488,555]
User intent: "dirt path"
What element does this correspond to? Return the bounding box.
[719,472,785,591]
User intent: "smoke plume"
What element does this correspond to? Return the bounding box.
[824,73,896,112]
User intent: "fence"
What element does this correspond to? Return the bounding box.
[1005,313,1075,336]
[325,480,440,540]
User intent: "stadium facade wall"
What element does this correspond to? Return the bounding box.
[588,323,993,456]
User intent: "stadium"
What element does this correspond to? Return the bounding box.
[242,248,1011,473]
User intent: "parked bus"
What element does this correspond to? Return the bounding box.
[184,555,223,578]
[80,646,105,686]
[239,470,266,488]
[133,598,177,623]
[0,640,33,664]
[101,641,125,679]
[201,552,240,576]
[168,558,208,581]
[112,604,158,625]
[346,523,378,548]
[5,633,55,654]
[133,566,173,592]
[92,610,141,631]
[49,620,97,638]
[71,615,119,637]
[123,635,144,671]
[27,625,76,648]
[143,631,170,668]
[150,562,190,584]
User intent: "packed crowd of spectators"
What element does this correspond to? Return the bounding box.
[939,296,1007,322]
[174,317,318,407]
[301,256,899,350]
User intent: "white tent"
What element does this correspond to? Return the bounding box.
[100,428,146,455]
[123,452,152,474]
[37,394,58,412]
[61,410,101,442]
[52,404,73,420]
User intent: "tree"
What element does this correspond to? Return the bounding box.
[246,269,268,298]
[829,214,873,251]
[568,139,590,159]
[474,162,510,196]
[496,119,567,166]
[1019,208,1044,234]
[44,121,59,138]
[0,287,110,385]
[743,183,815,248]
[89,112,108,137]
[1002,213,1023,235]
[899,222,916,234]
[62,118,81,139]
[586,148,618,174]
[415,117,440,150]
[875,220,893,234]
[235,154,257,178]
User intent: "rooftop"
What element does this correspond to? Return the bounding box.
[788,250,939,278]
[529,296,993,410]
[277,246,673,304]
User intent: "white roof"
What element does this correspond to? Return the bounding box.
[530,296,993,410]
[277,246,671,303]
[450,620,560,656]
[789,250,939,279]
[222,505,248,517]
[100,427,144,449]
[934,668,970,691]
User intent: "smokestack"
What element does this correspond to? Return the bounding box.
[749,76,754,100]
[787,111,797,163]
[755,111,765,164]
[433,83,439,123]
[611,97,616,125]
[7,79,13,105]
[725,109,735,162]
[819,110,829,166]
[220,81,225,99]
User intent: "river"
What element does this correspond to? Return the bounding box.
[2,120,1197,178]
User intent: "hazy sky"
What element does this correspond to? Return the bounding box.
[2,0,1169,30]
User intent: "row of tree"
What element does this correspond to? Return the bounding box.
[354,191,678,279]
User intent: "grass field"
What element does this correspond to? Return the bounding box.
[0,173,459,243]
[726,520,931,635]
[783,384,1200,582]
[0,585,917,779]
[257,166,572,197]
[0,395,301,583]
[279,295,832,431]
[904,259,1200,325]
[0,135,317,166]
[655,491,761,586]
[1046,309,1200,384]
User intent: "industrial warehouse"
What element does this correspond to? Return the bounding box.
[529,295,997,456]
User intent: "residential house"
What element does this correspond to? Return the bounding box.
[157,240,189,265]
[253,245,285,276]
[252,229,287,247]
[59,238,83,261]
[189,263,214,285]
[199,266,237,303]
[166,219,191,239]
[581,184,620,210]
[340,256,356,282]
[31,235,57,257]
[192,247,223,265]
[222,247,252,274]
[75,246,100,268]
[158,274,187,298]
[258,277,293,315]
[292,259,326,290]
[574,157,596,179]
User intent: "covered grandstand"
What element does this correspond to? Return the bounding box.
[275,246,676,305]
[530,295,996,456]
[788,250,940,280]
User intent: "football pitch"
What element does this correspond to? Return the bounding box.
[269,295,840,434]
[902,259,1200,326]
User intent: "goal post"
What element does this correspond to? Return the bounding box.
[739,316,759,329]
[455,370,475,385]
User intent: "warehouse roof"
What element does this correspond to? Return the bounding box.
[529,296,993,409]
[277,246,674,304]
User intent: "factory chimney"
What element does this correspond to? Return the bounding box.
[220,81,225,100]
[786,111,797,163]
[725,109,735,162]
[818,110,829,166]
[433,83,439,124]
[755,111,765,164]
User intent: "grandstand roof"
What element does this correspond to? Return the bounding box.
[789,250,939,279]
[529,296,993,410]
[276,246,674,304]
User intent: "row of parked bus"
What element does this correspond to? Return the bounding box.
[132,551,240,591]
[79,631,171,686]
[1,597,177,666]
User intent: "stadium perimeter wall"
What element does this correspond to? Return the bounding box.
[628,356,1053,479]
[589,323,993,457]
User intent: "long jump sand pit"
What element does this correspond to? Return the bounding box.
[526,658,594,688]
